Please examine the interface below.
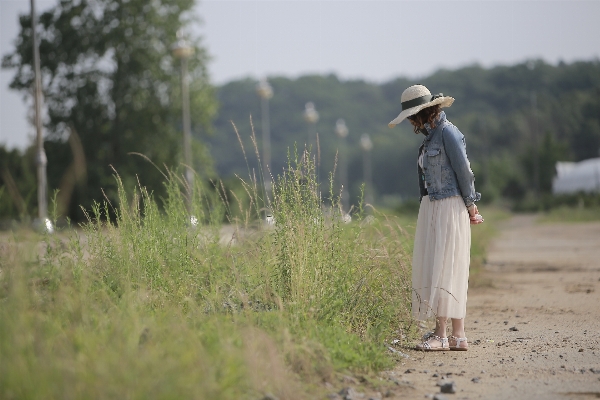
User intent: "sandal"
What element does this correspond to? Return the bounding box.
[415,335,449,351]
[448,336,468,351]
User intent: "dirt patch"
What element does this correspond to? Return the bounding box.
[389,216,600,400]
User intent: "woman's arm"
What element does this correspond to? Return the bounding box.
[442,125,481,208]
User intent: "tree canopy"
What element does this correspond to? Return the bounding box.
[2,0,216,220]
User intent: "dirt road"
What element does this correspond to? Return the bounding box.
[390,215,600,400]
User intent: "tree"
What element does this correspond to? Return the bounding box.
[0,145,37,220]
[2,0,216,221]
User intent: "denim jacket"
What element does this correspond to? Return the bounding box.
[417,111,481,207]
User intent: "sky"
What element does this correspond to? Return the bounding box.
[1,0,600,150]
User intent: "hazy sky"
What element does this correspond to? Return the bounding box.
[2,0,600,150]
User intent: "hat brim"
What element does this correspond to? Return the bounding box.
[388,96,455,128]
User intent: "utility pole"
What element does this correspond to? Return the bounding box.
[531,91,540,199]
[303,101,320,183]
[256,78,273,204]
[172,30,194,212]
[480,117,490,194]
[360,133,373,207]
[30,0,48,224]
[335,119,349,212]
[303,102,319,153]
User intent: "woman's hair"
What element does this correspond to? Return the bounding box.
[411,104,441,134]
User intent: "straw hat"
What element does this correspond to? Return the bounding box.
[388,85,454,127]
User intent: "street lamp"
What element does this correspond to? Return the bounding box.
[335,118,349,212]
[172,29,194,211]
[360,133,373,207]
[256,78,273,203]
[531,90,540,199]
[303,101,320,184]
[303,102,319,152]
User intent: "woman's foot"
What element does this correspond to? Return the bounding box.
[415,335,449,351]
[448,335,468,351]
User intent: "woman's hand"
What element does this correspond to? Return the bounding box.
[468,204,484,225]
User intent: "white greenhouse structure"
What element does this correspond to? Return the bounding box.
[552,157,600,194]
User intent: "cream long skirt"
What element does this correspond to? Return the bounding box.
[412,195,471,320]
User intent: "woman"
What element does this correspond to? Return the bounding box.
[388,84,483,351]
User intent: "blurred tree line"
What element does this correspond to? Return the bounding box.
[210,60,600,210]
[1,0,599,222]
[1,0,215,222]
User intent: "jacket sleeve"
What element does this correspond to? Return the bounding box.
[442,125,481,207]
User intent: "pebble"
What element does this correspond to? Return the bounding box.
[440,382,456,394]
[472,377,481,383]
[338,387,364,400]
[433,395,449,400]
[509,326,519,331]
[388,347,410,358]
[432,373,439,377]
[579,348,584,352]
[262,394,279,400]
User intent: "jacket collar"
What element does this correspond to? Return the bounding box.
[423,111,447,141]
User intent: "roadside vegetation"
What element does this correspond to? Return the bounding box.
[0,153,415,399]
[536,193,600,223]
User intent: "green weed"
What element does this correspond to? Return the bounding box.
[0,148,413,398]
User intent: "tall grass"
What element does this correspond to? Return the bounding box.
[0,149,413,398]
